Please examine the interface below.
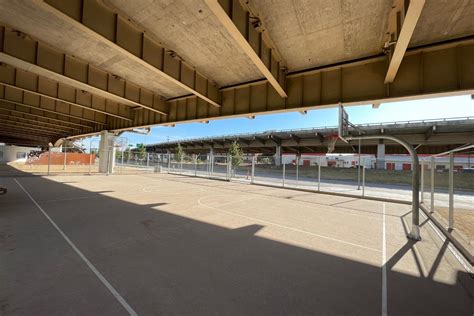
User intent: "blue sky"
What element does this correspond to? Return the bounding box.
[87,94,474,148]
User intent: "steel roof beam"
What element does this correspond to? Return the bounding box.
[0,118,71,135]
[0,125,64,137]
[253,136,267,145]
[424,125,437,140]
[0,117,73,134]
[0,136,44,147]
[289,134,301,144]
[0,98,104,126]
[0,106,93,130]
[384,0,425,83]
[36,0,220,108]
[0,51,166,116]
[0,129,54,141]
[0,113,79,132]
[237,138,250,146]
[205,0,287,98]
[268,134,281,145]
[0,82,132,121]
[315,132,325,144]
[0,24,167,116]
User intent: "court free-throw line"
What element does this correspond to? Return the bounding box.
[14,178,137,316]
[197,196,380,252]
[382,203,387,316]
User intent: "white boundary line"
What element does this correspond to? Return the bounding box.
[197,196,380,252]
[14,178,137,316]
[381,203,387,316]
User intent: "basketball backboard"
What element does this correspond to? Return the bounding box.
[338,104,349,140]
[111,136,129,151]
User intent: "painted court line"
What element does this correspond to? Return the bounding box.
[14,178,137,316]
[197,196,380,252]
[382,203,387,316]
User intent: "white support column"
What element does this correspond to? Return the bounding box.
[275,145,282,166]
[376,141,386,170]
[98,130,116,174]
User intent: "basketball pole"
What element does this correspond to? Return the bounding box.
[338,103,420,241]
[357,139,361,190]
[346,134,421,241]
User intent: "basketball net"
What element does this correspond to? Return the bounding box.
[327,135,338,153]
[111,136,128,151]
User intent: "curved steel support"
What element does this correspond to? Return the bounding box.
[345,135,421,241]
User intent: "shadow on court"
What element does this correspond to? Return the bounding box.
[0,167,472,315]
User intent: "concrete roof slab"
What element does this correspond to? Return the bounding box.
[246,0,392,71]
[410,0,474,47]
[0,0,189,98]
[103,0,262,86]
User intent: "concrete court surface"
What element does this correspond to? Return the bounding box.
[0,173,472,315]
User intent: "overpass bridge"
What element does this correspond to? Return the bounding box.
[147,117,474,155]
[0,0,474,147]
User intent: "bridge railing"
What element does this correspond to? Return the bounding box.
[148,116,474,148]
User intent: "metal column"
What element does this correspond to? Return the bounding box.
[430,156,435,212]
[251,154,255,184]
[448,153,454,229]
[357,139,361,190]
[347,135,421,240]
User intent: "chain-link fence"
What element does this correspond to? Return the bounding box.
[10,146,98,174]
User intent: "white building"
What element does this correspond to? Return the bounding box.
[0,144,41,163]
[281,153,473,170]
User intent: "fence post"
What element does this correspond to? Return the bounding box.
[362,166,366,197]
[448,153,454,229]
[318,156,321,191]
[357,139,361,190]
[63,147,67,171]
[121,149,124,173]
[282,163,286,187]
[430,156,435,212]
[296,156,299,187]
[89,151,92,175]
[106,147,110,176]
[167,153,171,172]
[227,154,231,180]
[251,154,255,184]
[211,154,214,177]
[47,146,51,176]
[194,155,197,177]
[88,143,92,175]
[420,160,424,203]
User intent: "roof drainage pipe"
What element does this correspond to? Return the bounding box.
[345,135,421,241]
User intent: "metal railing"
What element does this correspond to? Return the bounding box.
[162,153,373,198]
[420,144,474,254]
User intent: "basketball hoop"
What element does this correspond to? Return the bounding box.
[111,136,128,151]
[338,103,349,142]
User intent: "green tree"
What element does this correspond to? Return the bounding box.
[228,140,243,170]
[136,143,147,160]
[175,143,184,162]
